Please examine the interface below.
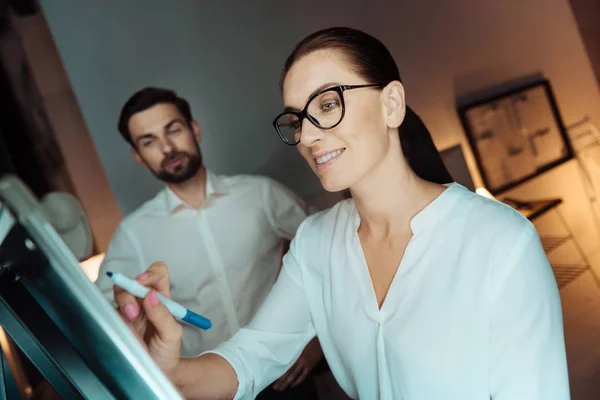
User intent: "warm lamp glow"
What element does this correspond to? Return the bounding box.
[80,252,105,282]
[476,187,495,199]
[0,326,11,356]
[0,326,33,397]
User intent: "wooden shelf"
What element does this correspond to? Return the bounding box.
[540,235,571,254]
[550,263,588,289]
[504,198,590,290]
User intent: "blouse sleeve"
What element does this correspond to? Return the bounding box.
[489,225,570,399]
[204,222,316,399]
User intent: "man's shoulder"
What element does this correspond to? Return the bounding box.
[218,174,300,202]
[119,189,167,229]
[219,173,281,190]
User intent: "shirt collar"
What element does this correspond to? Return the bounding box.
[163,169,228,213]
[408,182,462,234]
[352,182,463,235]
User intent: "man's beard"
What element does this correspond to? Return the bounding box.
[153,150,203,184]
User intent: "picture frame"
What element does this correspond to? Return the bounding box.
[458,79,574,195]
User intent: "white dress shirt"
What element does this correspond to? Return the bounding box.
[210,183,569,400]
[95,171,307,357]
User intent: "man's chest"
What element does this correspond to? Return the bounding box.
[133,208,280,282]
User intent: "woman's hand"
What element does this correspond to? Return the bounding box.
[113,262,183,379]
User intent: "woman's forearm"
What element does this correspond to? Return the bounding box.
[171,248,315,399]
[173,353,238,399]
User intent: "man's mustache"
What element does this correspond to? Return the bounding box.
[161,152,189,167]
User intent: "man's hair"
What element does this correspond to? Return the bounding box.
[118,87,193,146]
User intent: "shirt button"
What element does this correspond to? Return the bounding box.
[217,273,223,278]
[208,241,214,247]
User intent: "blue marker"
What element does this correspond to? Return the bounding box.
[107,271,212,330]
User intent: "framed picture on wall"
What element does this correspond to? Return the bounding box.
[458,79,573,195]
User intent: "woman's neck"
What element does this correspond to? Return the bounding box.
[167,167,208,209]
[351,147,445,240]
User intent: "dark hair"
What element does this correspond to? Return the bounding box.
[117,87,193,146]
[281,27,453,185]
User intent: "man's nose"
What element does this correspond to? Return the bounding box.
[160,137,175,154]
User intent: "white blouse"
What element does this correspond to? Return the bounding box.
[209,183,569,399]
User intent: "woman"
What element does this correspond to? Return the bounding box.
[116,27,569,399]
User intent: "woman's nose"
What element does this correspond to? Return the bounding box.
[299,118,325,147]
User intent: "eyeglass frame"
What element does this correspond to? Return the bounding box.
[272,83,387,146]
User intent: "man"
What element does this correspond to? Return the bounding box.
[95,87,322,397]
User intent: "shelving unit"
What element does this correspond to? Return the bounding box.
[503,197,595,289]
[541,235,589,289]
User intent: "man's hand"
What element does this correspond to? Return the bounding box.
[272,337,323,391]
[114,262,183,379]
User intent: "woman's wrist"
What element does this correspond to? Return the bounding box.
[170,358,190,389]
[168,355,238,399]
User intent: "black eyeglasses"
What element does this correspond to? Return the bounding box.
[273,83,387,146]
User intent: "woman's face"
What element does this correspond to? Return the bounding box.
[282,50,404,192]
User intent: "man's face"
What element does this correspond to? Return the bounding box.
[129,103,203,183]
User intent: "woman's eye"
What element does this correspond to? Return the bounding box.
[320,100,340,112]
[283,115,301,131]
[292,120,302,131]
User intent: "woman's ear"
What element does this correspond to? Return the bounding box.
[382,81,406,129]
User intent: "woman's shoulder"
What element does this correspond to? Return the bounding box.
[302,198,354,227]
[293,199,354,246]
[288,199,355,277]
[453,185,537,241]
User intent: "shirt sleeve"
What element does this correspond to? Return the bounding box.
[204,225,315,399]
[262,178,308,240]
[95,225,146,305]
[489,225,570,399]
